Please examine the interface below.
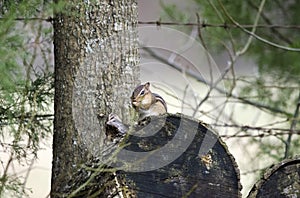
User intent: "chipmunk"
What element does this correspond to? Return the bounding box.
[131,82,167,120]
[106,82,167,137]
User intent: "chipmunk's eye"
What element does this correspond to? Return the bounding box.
[140,90,145,96]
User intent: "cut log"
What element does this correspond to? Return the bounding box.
[247,157,300,198]
[111,114,242,197]
[67,114,241,197]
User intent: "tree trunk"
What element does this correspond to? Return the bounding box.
[51,0,139,196]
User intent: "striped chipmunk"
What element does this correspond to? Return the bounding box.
[106,82,167,136]
[131,82,167,120]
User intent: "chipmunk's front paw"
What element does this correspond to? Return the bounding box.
[107,113,122,125]
[106,113,128,135]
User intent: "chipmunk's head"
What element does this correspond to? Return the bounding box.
[131,82,152,110]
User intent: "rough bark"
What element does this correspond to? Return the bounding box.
[51,0,139,197]
[248,157,300,198]
[117,114,242,197]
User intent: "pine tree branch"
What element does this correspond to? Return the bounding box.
[217,0,300,52]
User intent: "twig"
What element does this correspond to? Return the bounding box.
[139,21,300,30]
[0,17,53,22]
[142,46,292,117]
[217,0,300,52]
[246,0,292,45]
[192,13,213,117]
[284,91,300,158]
[220,131,300,139]
[0,154,13,196]
[237,0,266,56]
[0,114,54,120]
[212,123,294,132]
[22,158,35,192]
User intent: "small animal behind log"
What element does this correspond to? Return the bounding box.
[106,82,167,139]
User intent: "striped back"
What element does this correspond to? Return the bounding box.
[152,93,167,112]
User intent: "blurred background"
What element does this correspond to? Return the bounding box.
[1,0,300,197]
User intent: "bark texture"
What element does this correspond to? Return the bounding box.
[248,157,300,198]
[51,0,139,197]
[118,114,242,197]
[101,114,242,197]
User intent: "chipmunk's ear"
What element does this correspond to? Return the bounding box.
[144,82,150,90]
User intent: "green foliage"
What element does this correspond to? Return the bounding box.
[160,2,190,23]
[163,1,300,81]
[161,0,300,130]
[160,1,194,34]
[161,1,300,193]
[201,1,300,81]
[0,175,30,198]
[0,0,61,196]
[0,6,23,94]
[161,0,300,118]
[0,73,54,196]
